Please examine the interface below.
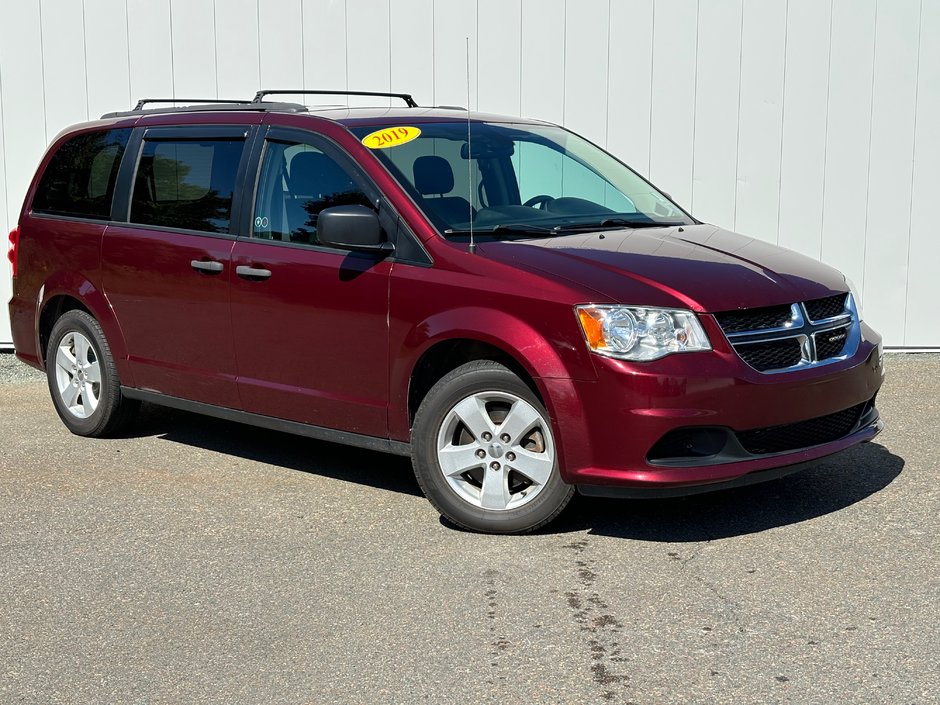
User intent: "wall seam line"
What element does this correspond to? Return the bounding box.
[689,0,700,212]
[604,0,611,149]
[300,0,306,90]
[819,0,835,262]
[125,1,132,105]
[0,56,9,231]
[860,0,879,297]
[646,0,655,176]
[168,0,176,99]
[38,0,49,141]
[519,0,524,116]
[732,0,745,230]
[475,0,479,110]
[81,0,90,119]
[388,0,392,99]
[562,0,568,126]
[774,0,790,245]
[901,0,924,346]
[212,0,219,97]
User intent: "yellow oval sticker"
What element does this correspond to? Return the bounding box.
[361,126,421,150]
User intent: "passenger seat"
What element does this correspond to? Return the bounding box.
[413,155,475,227]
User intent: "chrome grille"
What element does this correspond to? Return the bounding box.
[715,294,858,373]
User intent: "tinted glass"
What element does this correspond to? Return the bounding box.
[130,138,244,233]
[252,141,371,246]
[32,129,131,219]
[351,122,691,236]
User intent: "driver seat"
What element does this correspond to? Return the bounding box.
[413,155,475,226]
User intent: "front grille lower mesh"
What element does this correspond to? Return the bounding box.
[736,338,803,372]
[714,304,793,334]
[805,294,847,321]
[736,403,866,455]
[815,325,851,360]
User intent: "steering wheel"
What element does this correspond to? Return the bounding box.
[523,194,555,210]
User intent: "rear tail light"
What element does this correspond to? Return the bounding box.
[7,226,19,277]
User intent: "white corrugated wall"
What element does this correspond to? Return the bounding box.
[1,0,937,348]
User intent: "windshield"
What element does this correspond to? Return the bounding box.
[351,121,693,238]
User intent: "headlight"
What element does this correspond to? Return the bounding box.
[576,305,711,361]
[844,276,863,320]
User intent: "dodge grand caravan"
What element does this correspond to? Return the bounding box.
[7,90,884,533]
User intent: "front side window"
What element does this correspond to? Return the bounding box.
[32,128,131,219]
[351,122,691,238]
[130,138,244,233]
[252,140,371,246]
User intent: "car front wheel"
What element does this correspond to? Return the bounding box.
[411,360,574,533]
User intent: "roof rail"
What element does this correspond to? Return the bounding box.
[101,100,309,119]
[252,89,419,108]
[133,98,251,110]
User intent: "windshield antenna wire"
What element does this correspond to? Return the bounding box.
[466,36,476,255]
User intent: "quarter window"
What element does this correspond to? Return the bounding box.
[130,138,244,233]
[32,128,131,219]
[252,141,371,245]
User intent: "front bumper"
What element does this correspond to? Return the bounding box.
[542,321,885,492]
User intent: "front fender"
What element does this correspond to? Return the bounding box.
[388,306,597,441]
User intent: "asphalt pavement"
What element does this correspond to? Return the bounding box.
[0,352,937,705]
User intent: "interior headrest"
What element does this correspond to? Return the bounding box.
[290,152,355,198]
[413,155,455,196]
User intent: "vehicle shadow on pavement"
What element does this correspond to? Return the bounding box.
[130,402,422,497]
[552,442,904,541]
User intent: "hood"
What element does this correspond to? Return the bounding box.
[479,224,847,312]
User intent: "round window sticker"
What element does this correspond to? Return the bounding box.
[361,126,421,150]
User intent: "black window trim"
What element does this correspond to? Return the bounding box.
[30,212,114,228]
[240,125,432,266]
[111,123,259,238]
[29,126,134,223]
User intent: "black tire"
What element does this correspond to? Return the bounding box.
[45,310,139,437]
[411,360,574,534]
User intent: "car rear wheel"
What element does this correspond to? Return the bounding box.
[411,360,574,533]
[46,310,139,437]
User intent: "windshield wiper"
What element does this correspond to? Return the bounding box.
[552,218,683,232]
[443,219,683,239]
[444,223,557,237]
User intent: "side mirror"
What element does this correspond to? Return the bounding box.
[317,205,393,253]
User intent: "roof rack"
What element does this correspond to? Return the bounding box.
[252,89,419,108]
[133,98,250,110]
[101,100,309,119]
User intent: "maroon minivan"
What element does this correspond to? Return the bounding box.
[7,91,884,533]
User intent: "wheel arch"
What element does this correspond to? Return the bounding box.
[407,338,544,428]
[390,306,593,442]
[36,275,134,386]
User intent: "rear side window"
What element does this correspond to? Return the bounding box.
[130,138,244,233]
[32,128,131,219]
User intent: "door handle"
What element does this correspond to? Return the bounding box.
[191,259,224,273]
[236,265,272,280]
